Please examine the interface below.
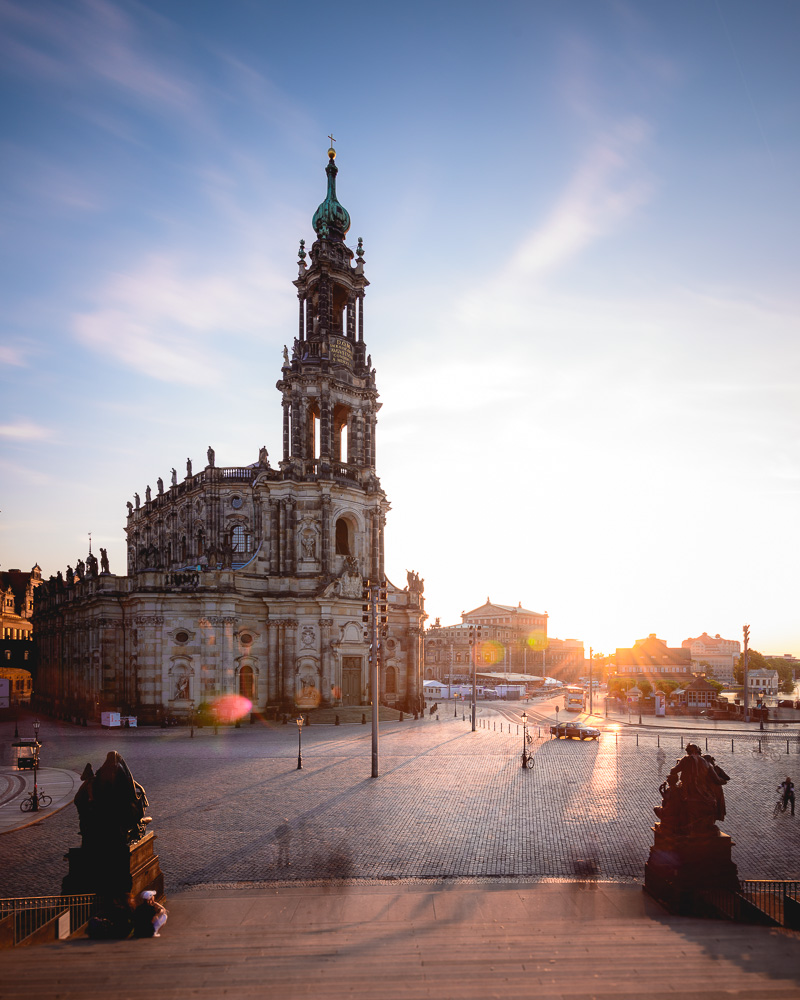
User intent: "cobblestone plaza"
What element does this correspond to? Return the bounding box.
[2,713,799,898]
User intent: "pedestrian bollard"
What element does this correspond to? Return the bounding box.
[362,713,366,725]
[758,739,762,753]
[306,714,311,726]
[657,735,660,747]
[732,739,734,752]
[705,737,708,751]
[788,740,790,754]
[399,711,404,722]
[636,734,639,747]
[335,714,340,726]
[681,736,684,749]
[436,714,439,720]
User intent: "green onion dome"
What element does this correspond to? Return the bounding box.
[312,147,351,240]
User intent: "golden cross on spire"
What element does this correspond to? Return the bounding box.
[328,133,336,147]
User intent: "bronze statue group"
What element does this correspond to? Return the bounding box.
[73,750,168,940]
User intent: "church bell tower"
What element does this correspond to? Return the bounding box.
[277,144,385,582]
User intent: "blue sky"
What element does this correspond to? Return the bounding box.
[1,0,798,656]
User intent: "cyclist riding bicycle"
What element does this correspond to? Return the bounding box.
[778,777,795,816]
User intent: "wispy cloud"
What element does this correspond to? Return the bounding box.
[511,119,652,280]
[0,0,202,119]
[73,252,293,385]
[0,420,51,441]
[456,119,653,330]
[0,344,30,368]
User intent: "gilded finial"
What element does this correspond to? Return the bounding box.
[298,238,306,261]
[328,133,336,159]
[356,237,364,260]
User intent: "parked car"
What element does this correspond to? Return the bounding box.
[549,721,601,741]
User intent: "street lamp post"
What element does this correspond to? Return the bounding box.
[469,625,482,732]
[31,719,41,812]
[296,715,304,770]
[190,700,195,739]
[453,692,458,717]
[520,710,533,768]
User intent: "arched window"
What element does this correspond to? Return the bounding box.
[239,664,255,701]
[335,518,351,555]
[232,525,249,553]
[385,666,396,694]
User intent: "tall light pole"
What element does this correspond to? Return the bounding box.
[589,647,593,716]
[469,624,482,732]
[362,579,386,777]
[31,719,41,812]
[743,624,750,724]
[296,715,304,770]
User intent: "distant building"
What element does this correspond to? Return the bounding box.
[424,599,583,681]
[748,668,779,697]
[612,633,693,686]
[1,565,41,676]
[681,632,740,684]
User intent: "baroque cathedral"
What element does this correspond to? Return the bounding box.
[33,148,426,723]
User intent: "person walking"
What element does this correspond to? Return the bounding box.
[778,776,795,816]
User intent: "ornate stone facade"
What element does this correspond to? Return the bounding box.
[33,149,426,722]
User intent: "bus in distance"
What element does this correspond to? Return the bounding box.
[564,687,585,712]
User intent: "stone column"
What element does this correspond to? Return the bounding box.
[286,499,296,576]
[282,400,290,461]
[346,294,356,340]
[320,618,333,704]
[291,392,302,459]
[267,622,278,703]
[283,619,297,707]
[321,495,331,577]
[320,391,331,464]
[278,501,286,575]
[269,499,279,575]
[364,413,372,472]
[406,625,421,710]
[298,296,305,342]
[358,293,364,342]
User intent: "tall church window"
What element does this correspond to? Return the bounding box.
[385,666,396,694]
[335,518,351,555]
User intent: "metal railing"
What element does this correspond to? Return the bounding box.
[0,894,96,946]
[739,880,800,928]
[470,714,800,754]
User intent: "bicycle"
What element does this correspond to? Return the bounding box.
[521,731,535,769]
[20,789,52,812]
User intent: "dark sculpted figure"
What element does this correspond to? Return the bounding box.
[73,751,151,895]
[100,547,110,574]
[654,743,729,838]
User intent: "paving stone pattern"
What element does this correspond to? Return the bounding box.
[1,716,798,898]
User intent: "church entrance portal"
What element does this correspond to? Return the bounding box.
[342,657,362,705]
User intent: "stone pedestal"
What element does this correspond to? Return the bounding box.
[644,825,738,915]
[62,831,165,901]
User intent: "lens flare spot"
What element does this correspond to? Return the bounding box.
[526,631,548,649]
[211,693,252,723]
